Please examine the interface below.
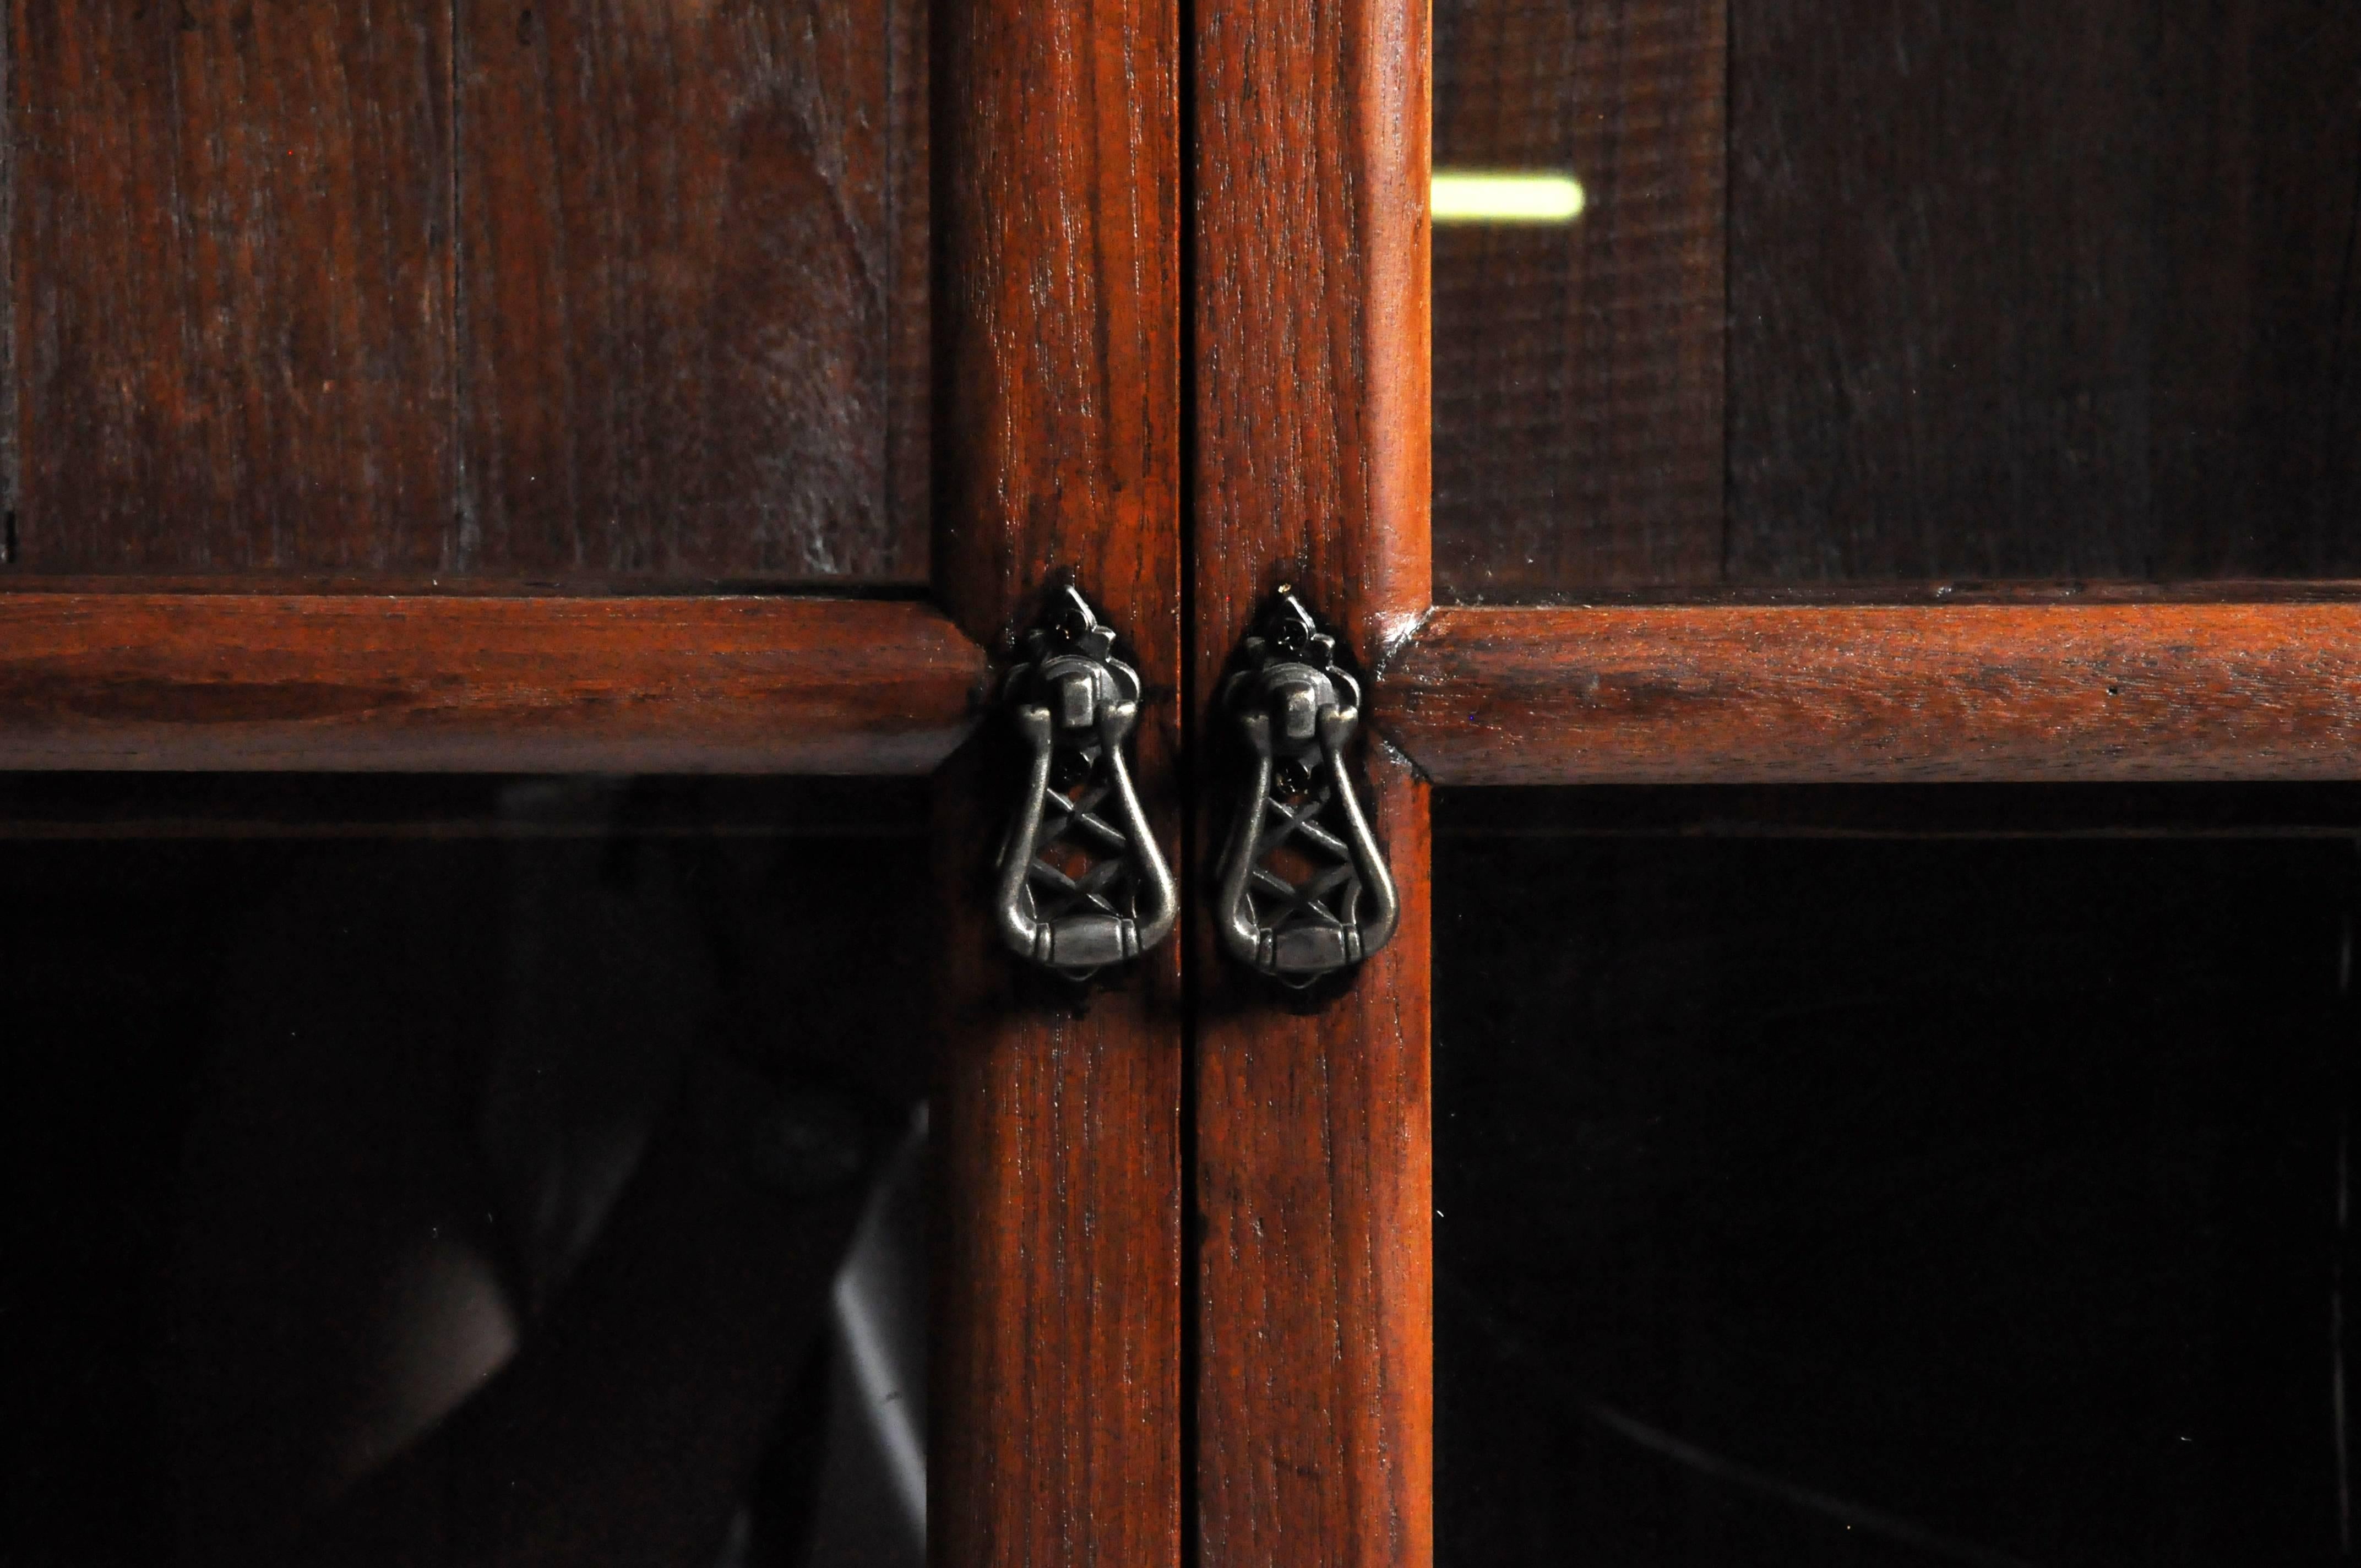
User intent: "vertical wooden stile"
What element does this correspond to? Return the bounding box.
[455,0,921,580]
[931,0,1184,1560]
[1193,0,1435,1559]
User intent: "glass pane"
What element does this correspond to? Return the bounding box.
[1434,2,2361,600]
[7,778,927,1566]
[1437,788,2355,1562]
[9,0,928,582]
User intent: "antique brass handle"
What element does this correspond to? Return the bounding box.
[1214,589,1398,982]
[995,587,1177,981]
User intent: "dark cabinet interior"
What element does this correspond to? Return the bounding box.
[7,777,928,1566]
[1436,789,2361,1564]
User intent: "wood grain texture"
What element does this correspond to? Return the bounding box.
[1196,0,1431,660]
[930,0,1182,1560]
[884,0,931,574]
[932,0,1180,651]
[1194,0,1432,1558]
[2145,1,2361,576]
[1727,0,2361,582]
[1194,758,1434,1568]
[1383,604,2361,784]
[1,3,15,561]
[13,0,455,570]
[456,0,926,580]
[0,595,982,772]
[1431,0,1723,598]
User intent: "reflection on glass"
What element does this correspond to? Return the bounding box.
[8,779,927,1568]
[1432,170,1586,225]
[1434,0,2361,596]
[1431,0,1727,598]
[1438,813,2351,1564]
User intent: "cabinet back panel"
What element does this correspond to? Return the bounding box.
[1434,1,2361,597]
[8,0,927,581]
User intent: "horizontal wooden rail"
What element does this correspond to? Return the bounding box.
[1380,603,2361,784]
[0,595,986,772]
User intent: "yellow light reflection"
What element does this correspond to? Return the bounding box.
[1430,170,1586,225]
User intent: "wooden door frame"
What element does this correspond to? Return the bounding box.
[1189,2,2361,1566]
[929,0,1184,1563]
[1192,0,1432,1562]
[21,0,2361,1559]
[0,0,1183,1562]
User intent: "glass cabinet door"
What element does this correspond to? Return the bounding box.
[8,778,931,1566]
[1435,790,2357,1564]
[1191,0,2361,1562]
[3,0,1183,1560]
[1432,0,2361,598]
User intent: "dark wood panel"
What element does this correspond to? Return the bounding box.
[455,0,925,581]
[883,0,929,569]
[1728,0,2361,582]
[1432,0,1724,598]
[13,0,455,571]
[2147,2,2361,575]
[1,7,14,567]
[0,595,982,772]
[1195,0,1433,1556]
[0,571,946,595]
[931,0,1183,1558]
[1383,604,2361,784]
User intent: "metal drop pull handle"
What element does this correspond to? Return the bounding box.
[1214,589,1399,983]
[996,587,1178,981]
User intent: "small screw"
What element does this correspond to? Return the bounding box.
[1052,585,1096,645]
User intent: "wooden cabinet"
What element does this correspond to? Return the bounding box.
[8,0,2359,1562]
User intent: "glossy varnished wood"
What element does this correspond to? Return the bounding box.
[0,595,981,772]
[932,4,1180,649]
[456,0,927,579]
[1194,0,1432,1558]
[930,0,1182,1559]
[1193,758,1434,1568]
[1431,0,1723,597]
[1195,0,1432,656]
[1383,604,2361,784]
[14,1,454,570]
